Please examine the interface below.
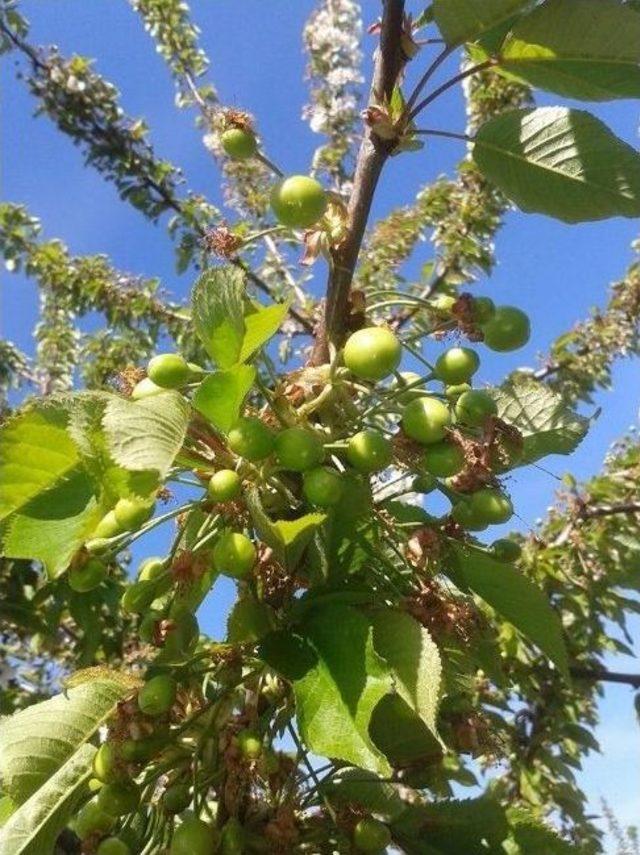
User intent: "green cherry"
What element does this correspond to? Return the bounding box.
[131,377,164,399]
[445,383,472,402]
[451,500,488,532]
[137,556,165,581]
[343,327,402,382]
[468,488,514,525]
[482,306,531,352]
[303,467,343,507]
[270,175,328,229]
[454,389,497,427]
[138,674,178,716]
[227,416,274,461]
[96,838,131,855]
[401,397,451,445]
[237,728,263,760]
[162,782,191,814]
[208,469,241,502]
[213,532,256,579]
[353,817,392,853]
[113,497,154,531]
[221,127,258,160]
[422,441,465,478]
[74,799,115,839]
[413,473,437,494]
[434,347,480,385]
[472,296,495,324]
[170,818,219,855]
[346,430,393,473]
[68,558,106,593]
[274,427,324,472]
[121,580,157,615]
[147,353,191,389]
[93,510,125,540]
[97,780,141,816]
[93,742,122,784]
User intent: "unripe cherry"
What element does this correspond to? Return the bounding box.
[208,469,241,502]
[422,441,465,477]
[213,532,256,579]
[491,538,522,562]
[170,818,219,855]
[482,306,531,352]
[68,558,106,592]
[303,467,343,507]
[131,377,164,400]
[353,817,392,852]
[97,838,131,855]
[227,416,274,461]
[434,346,480,385]
[147,353,191,389]
[270,175,328,229]
[221,127,258,160]
[113,497,154,531]
[274,427,324,472]
[346,430,392,473]
[401,397,451,445]
[454,389,497,427]
[343,327,402,382]
[97,780,141,816]
[468,488,514,525]
[138,674,177,716]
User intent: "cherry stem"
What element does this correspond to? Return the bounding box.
[408,59,496,121]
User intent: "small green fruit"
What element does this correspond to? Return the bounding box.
[85,537,113,555]
[147,353,191,388]
[468,488,514,525]
[237,728,263,760]
[163,612,199,656]
[139,609,163,644]
[213,532,256,579]
[74,799,115,839]
[451,500,488,532]
[270,175,328,229]
[97,837,131,855]
[346,430,392,474]
[422,441,465,477]
[121,580,157,615]
[401,397,451,445]
[93,742,122,784]
[131,377,164,399]
[472,296,495,324]
[162,782,191,814]
[228,416,274,461]
[221,127,258,160]
[138,674,177,716]
[343,327,402,382]
[445,383,472,402]
[455,389,497,427]
[434,347,480,385]
[353,817,392,852]
[208,469,241,502]
[68,558,106,593]
[170,818,219,855]
[114,497,154,531]
[221,817,245,855]
[482,306,531,352]
[430,293,456,315]
[97,780,141,816]
[491,538,522,562]
[274,427,324,472]
[138,556,165,582]
[303,467,343,507]
[392,371,424,402]
[120,733,167,763]
[93,510,124,540]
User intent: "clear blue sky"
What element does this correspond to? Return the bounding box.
[2,1,639,847]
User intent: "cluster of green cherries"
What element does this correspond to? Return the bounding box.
[71,671,260,854]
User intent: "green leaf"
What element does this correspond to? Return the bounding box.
[0,797,16,829]
[0,407,79,521]
[245,488,326,569]
[473,107,640,222]
[448,542,569,677]
[0,678,132,804]
[227,594,276,643]
[434,0,530,45]
[192,266,246,368]
[489,377,588,465]
[369,694,442,768]
[499,0,640,101]
[393,797,509,855]
[193,365,256,433]
[239,301,291,363]
[103,391,190,477]
[371,610,441,738]
[1,470,101,577]
[505,807,578,854]
[0,744,95,855]
[261,606,393,775]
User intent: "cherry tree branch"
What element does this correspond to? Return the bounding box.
[570,667,640,689]
[312,0,406,363]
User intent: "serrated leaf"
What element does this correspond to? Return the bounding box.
[370,694,442,768]
[0,744,95,855]
[448,542,569,677]
[239,301,291,363]
[192,266,246,368]
[1,470,101,577]
[500,0,640,101]
[261,606,393,775]
[227,595,275,643]
[245,488,326,569]
[434,0,530,45]
[193,365,256,433]
[489,377,588,465]
[505,807,578,854]
[371,610,441,738]
[473,107,640,222]
[0,679,131,804]
[103,391,190,476]
[0,407,79,521]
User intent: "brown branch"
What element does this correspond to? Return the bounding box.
[570,667,640,689]
[311,0,406,364]
[579,501,640,520]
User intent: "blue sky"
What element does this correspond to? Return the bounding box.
[2,1,639,846]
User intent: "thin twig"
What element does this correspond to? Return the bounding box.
[408,60,496,120]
